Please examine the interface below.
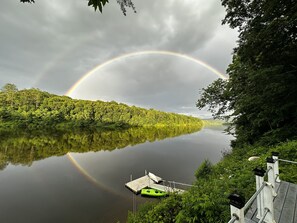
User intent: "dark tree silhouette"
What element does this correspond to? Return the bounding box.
[197,0,297,146]
[20,0,136,15]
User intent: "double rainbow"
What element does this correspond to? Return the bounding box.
[65,50,227,195]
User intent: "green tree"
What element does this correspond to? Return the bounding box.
[20,0,136,15]
[197,0,297,146]
[1,83,18,107]
[195,159,213,180]
[1,83,18,93]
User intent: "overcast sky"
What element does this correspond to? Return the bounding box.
[0,0,238,118]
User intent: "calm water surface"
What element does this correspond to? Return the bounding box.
[0,126,233,223]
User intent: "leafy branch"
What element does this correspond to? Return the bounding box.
[20,0,136,15]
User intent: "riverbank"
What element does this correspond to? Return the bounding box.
[127,140,297,222]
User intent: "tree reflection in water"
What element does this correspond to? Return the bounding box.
[0,125,202,170]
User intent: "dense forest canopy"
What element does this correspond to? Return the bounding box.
[0,84,203,131]
[197,0,297,146]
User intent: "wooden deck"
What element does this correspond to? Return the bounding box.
[125,172,185,194]
[245,181,297,223]
[125,175,156,193]
[150,183,185,194]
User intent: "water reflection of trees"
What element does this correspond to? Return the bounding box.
[0,126,201,170]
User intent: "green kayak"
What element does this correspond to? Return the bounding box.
[141,188,168,197]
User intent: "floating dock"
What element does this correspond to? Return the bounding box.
[125,175,155,193]
[150,183,185,194]
[125,172,185,194]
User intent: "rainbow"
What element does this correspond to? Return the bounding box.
[67,152,128,198]
[65,50,227,195]
[67,153,108,190]
[66,50,227,96]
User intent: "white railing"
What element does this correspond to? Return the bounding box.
[277,158,297,164]
[243,182,265,211]
[227,215,237,223]
[227,152,297,223]
[258,208,269,223]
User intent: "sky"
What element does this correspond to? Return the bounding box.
[0,0,238,118]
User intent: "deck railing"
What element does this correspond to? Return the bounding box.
[227,152,296,223]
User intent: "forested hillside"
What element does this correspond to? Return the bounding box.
[0,84,203,131]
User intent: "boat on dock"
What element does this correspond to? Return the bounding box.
[125,171,186,194]
[141,188,168,197]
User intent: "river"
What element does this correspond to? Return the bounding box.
[0,125,233,223]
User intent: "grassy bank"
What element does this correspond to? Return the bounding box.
[127,140,297,222]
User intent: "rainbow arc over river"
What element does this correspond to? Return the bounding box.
[65,50,227,195]
[66,50,227,96]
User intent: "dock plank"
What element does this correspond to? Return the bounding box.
[244,218,257,223]
[125,173,187,194]
[295,188,297,223]
[125,175,155,193]
[150,183,185,194]
[251,210,259,222]
[273,181,290,222]
[274,181,289,222]
[279,182,297,223]
[244,195,257,220]
[245,193,257,222]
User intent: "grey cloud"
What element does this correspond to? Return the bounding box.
[70,55,219,115]
[0,0,238,116]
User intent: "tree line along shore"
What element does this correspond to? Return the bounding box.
[0,83,203,131]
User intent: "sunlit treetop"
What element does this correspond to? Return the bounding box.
[20,0,136,15]
[1,83,18,93]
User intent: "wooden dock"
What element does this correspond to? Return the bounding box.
[150,184,185,194]
[125,172,185,194]
[125,175,155,193]
[245,181,297,223]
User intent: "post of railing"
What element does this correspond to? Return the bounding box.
[262,182,276,223]
[266,157,276,189]
[271,152,280,183]
[253,167,265,219]
[228,194,245,223]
